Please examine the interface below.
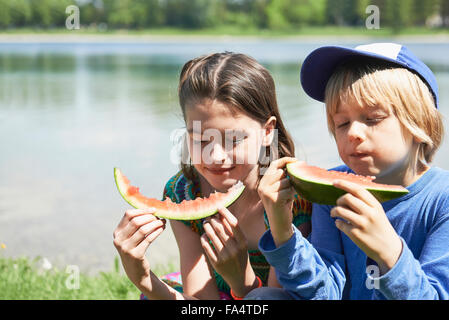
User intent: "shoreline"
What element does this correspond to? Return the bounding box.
[2,31,449,44]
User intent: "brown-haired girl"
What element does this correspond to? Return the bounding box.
[113,52,312,300]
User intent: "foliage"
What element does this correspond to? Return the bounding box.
[0,0,447,33]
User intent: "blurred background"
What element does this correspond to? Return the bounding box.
[0,0,449,33]
[0,0,448,277]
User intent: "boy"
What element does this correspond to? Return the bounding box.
[251,43,449,299]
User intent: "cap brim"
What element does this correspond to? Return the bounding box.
[300,46,406,102]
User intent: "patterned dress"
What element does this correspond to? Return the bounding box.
[141,170,312,300]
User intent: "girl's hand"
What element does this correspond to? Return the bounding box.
[257,157,298,246]
[200,207,258,298]
[331,180,403,275]
[113,208,166,288]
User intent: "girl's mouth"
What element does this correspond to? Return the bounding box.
[205,166,236,175]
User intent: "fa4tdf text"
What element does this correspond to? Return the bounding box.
[180,304,269,317]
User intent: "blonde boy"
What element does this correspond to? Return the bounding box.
[248,43,449,300]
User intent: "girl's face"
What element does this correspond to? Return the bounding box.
[332,98,416,182]
[185,99,273,192]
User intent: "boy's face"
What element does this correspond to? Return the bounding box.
[332,98,415,180]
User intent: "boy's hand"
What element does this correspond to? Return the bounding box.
[331,180,403,275]
[257,157,298,247]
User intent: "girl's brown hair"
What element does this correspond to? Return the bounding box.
[178,52,295,181]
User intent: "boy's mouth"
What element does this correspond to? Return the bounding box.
[350,152,369,159]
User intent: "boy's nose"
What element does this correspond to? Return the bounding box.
[347,121,366,143]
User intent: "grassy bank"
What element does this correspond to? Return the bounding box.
[0,255,176,300]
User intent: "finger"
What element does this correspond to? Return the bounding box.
[115,213,159,241]
[217,207,246,243]
[263,157,297,179]
[333,180,378,207]
[124,219,166,249]
[203,220,224,252]
[271,157,298,169]
[115,208,157,234]
[133,223,166,257]
[220,215,234,236]
[217,206,238,227]
[330,206,365,228]
[272,178,292,192]
[277,187,296,201]
[209,216,232,244]
[200,234,218,264]
[336,192,369,215]
[335,219,354,237]
[264,168,287,181]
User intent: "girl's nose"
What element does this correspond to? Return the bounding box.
[209,142,229,164]
[347,121,366,143]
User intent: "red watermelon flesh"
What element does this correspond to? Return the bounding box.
[286,162,409,205]
[114,168,245,220]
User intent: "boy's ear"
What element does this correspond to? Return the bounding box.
[262,116,277,146]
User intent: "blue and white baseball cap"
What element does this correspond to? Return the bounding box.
[300,43,439,109]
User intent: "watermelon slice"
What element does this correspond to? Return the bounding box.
[114,168,246,220]
[286,162,409,205]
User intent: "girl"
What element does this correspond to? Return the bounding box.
[249,43,449,300]
[112,52,312,300]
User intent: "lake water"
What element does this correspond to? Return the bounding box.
[1,39,448,274]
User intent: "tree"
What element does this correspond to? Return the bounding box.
[284,0,327,26]
[440,0,449,27]
[163,0,212,29]
[384,0,414,32]
[9,0,33,27]
[266,0,326,29]
[413,0,439,25]
[266,0,289,29]
[325,0,360,25]
[0,0,12,28]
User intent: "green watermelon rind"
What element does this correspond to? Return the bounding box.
[114,167,246,220]
[286,163,409,205]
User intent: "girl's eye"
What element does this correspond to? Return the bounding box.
[225,137,245,146]
[336,122,349,129]
[192,139,208,145]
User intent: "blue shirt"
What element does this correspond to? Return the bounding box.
[259,165,449,300]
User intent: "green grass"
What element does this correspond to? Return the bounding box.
[2,25,449,38]
[0,255,177,300]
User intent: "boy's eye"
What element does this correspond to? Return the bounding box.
[366,117,384,125]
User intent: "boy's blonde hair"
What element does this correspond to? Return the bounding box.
[325,58,444,166]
